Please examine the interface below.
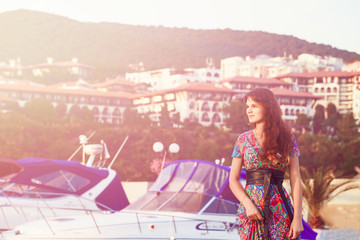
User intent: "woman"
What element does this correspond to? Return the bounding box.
[229,88,303,239]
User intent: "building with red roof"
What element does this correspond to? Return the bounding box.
[126,67,220,92]
[274,71,360,118]
[218,75,319,122]
[220,76,292,96]
[132,82,236,127]
[270,87,321,122]
[0,78,135,124]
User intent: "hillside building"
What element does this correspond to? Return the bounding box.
[274,71,360,120]
[219,76,318,122]
[342,61,360,72]
[132,82,235,127]
[220,55,301,79]
[0,79,134,124]
[126,67,220,91]
[220,54,344,79]
[0,58,94,81]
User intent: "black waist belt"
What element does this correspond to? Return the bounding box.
[246,169,294,239]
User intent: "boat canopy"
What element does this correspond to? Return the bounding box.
[0,158,22,178]
[1,157,129,211]
[126,159,244,214]
[9,158,108,195]
[150,159,243,201]
[125,159,318,240]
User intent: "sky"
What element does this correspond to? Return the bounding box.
[1,0,360,54]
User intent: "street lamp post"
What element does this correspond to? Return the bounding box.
[153,142,180,171]
[215,157,225,165]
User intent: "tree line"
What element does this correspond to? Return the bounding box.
[0,98,359,181]
[1,10,360,80]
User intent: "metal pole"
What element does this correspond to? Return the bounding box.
[172,216,177,233]
[37,208,55,235]
[107,136,129,169]
[160,151,167,170]
[0,207,10,230]
[136,213,142,233]
[67,131,96,161]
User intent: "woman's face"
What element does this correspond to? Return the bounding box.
[246,97,265,125]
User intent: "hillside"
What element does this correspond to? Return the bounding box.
[1,9,360,80]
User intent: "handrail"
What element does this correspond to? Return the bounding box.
[0,206,10,230]
[1,189,239,236]
[0,189,117,231]
[1,207,238,235]
[0,189,116,212]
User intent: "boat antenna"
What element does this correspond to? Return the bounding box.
[67,130,96,161]
[107,136,129,169]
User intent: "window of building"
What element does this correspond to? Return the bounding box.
[212,113,221,123]
[201,113,210,122]
[189,112,197,122]
[201,102,210,111]
[112,108,122,124]
[93,107,100,122]
[212,103,220,112]
[189,101,195,110]
[167,103,175,112]
[316,78,323,83]
[102,108,109,122]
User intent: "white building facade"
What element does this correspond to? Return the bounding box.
[126,67,220,92]
[275,71,360,119]
[0,79,134,124]
[133,83,235,127]
[219,76,317,122]
[220,53,344,80]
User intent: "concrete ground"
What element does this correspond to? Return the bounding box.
[315,228,360,240]
[321,204,360,232]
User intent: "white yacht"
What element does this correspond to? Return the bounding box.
[0,136,129,231]
[1,159,317,240]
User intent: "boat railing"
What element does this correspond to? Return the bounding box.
[0,189,116,231]
[1,200,239,236]
[124,210,240,234]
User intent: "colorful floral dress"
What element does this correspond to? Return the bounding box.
[232,129,300,240]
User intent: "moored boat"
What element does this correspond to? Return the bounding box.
[0,136,129,231]
[1,159,317,239]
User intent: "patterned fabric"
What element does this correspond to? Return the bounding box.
[232,130,300,240]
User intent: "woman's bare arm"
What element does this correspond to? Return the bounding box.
[229,157,263,221]
[288,156,304,239]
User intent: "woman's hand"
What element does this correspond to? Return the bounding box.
[243,197,263,221]
[288,217,303,239]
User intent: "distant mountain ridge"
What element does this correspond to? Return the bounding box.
[1,9,360,80]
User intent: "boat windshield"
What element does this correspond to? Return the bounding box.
[0,170,91,198]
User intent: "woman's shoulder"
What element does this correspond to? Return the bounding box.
[239,129,253,137]
[236,129,253,141]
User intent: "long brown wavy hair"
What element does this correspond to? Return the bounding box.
[244,88,293,166]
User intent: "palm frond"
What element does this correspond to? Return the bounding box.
[300,165,360,223]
